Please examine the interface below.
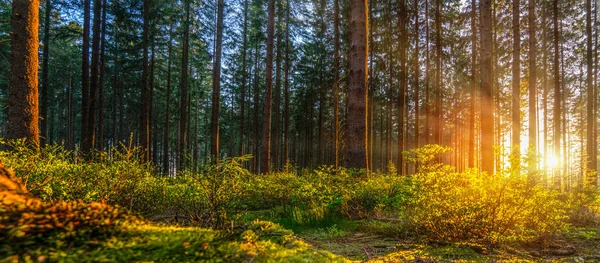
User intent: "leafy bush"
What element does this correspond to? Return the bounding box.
[406,145,569,244]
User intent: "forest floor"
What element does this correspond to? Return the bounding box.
[291,219,600,262]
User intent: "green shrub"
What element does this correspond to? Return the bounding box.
[406,145,569,244]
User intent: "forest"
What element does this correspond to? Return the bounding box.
[1,0,600,261]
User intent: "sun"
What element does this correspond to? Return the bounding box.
[545,153,560,169]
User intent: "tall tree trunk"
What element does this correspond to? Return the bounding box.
[552,0,561,171]
[260,0,276,174]
[346,0,369,170]
[413,0,420,151]
[542,6,548,174]
[333,0,340,170]
[528,0,537,176]
[252,44,260,173]
[179,0,190,171]
[284,0,291,170]
[140,0,150,161]
[240,0,249,156]
[87,0,101,154]
[163,24,173,175]
[273,0,284,170]
[424,0,430,145]
[97,0,106,152]
[397,0,407,174]
[586,0,598,184]
[8,0,40,147]
[512,0,521,173]
[40,0,51,146]
[210,0,224,163]
[480,0,494,175]
[469,0,477,168]
[434,0,442,149]
[81,0,90,152]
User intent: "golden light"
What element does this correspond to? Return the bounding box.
[545,153,560,169]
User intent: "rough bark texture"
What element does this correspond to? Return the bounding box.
[211,0,224,162]
[8,0,40,147]
[480,0,494,175]
[346,0,368,170]
[260,0,276,174]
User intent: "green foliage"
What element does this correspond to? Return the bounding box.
[0,140,171,216]
[406,146,569,244]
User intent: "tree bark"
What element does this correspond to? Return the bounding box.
[346,0,369,170]
[333,0,340,170]
[528,0,537,175]
[586,0,598,184]
[284,0,291,170]
[81,0,90,152]
[512,0,521,173]
[396,0,407,173]
[469,0,477,168]
[163,24,173,175]
[8,0,40,147]
[97,0,106,152]
[40,0,51,146]
[552,0,561,168]
[179,0,190,171]
[260,0,276,174]
[480,0,494,175]
[240,0,249,157]
[210,0,224,163]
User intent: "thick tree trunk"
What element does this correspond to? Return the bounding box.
[480,0,494,175]
[346,0,368,170]
[260,0,276,174]
[210,0,224,163]
[8,0,40,147]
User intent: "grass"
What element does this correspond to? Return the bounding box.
[1,221,348,263]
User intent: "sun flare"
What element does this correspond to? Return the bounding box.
[545,153,560,169]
